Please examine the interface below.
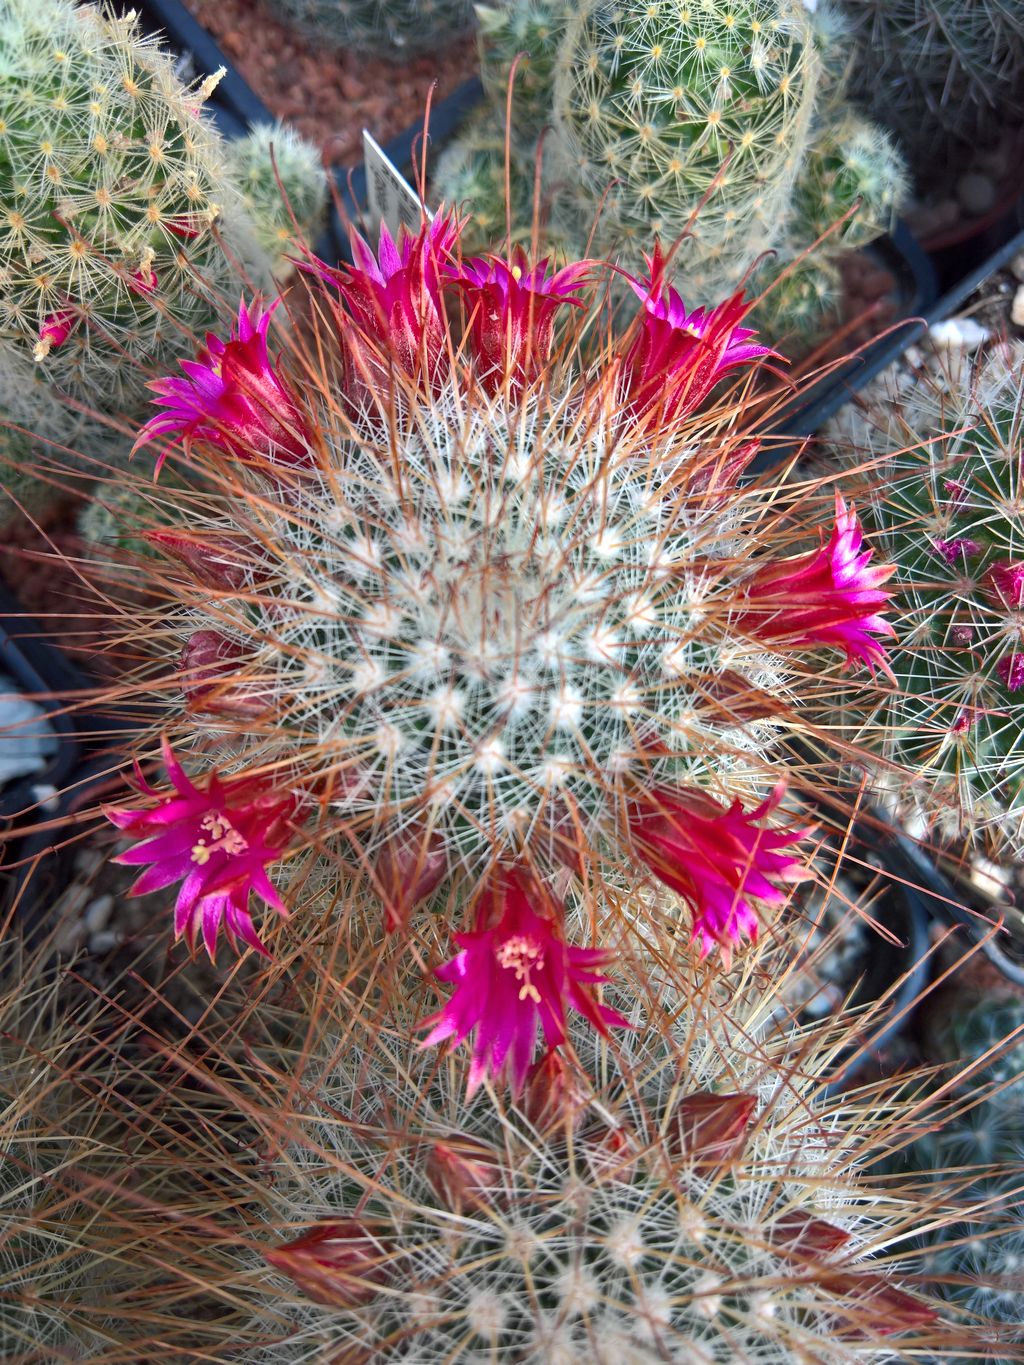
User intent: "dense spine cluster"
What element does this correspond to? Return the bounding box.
[0,0,269,414]
[844,343,1024,853]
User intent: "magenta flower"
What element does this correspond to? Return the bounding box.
[998,652,1024,691]
[629,783,808,962]
[33,309,77,361]
[313,213,459,392]
[107,739,296,959]
[446,249,594,391]
[932,537,980,564]
[137,298,312,474]
[622,245,774,425]
[989,560,1024,608]
[736,495,896,673]
[420,867,629,1096]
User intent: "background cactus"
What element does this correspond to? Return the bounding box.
[432,108,536,258]
[838,341,1024,855]
[445,0,905,340]
[0,0,273,417]
[835,0,1024,175]
[223,123,328,282]
[264,0,476,59]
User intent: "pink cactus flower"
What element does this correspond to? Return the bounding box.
[629,783,808,962]
[997,651,1024,691]
[106,739,296,959]
[312,213,459,392]
[420,867,629,1097]
[137,298,312,473]
[989,560,1024,608]
[142,530,254,591]
[622,245,774,425]
[446,249,594,391]
[33,309,77,361]
[736,495,896,674]
[932,537,980,564]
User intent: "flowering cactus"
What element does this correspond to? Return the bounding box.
[834,341,1024,853]
[88,208,899,1091]
[0,0,273,416]
[143,924,985,1361]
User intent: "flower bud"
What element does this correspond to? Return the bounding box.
[263,1219,392,1309]
[180,630,273,718]
[425,1132,504,1212]
[669,1091,756,1171]
[519,1049,588,1136]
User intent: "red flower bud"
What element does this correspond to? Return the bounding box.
[263,1219,392,1309]
[769,1209,852,1258]
[371,830,447,930]
[425,1132,504,1212]
[143,530,254,591]
[823,1274,938,1336]
[519,1049,588,1135]
[180,630,272,718]
[670,1091,756,1171]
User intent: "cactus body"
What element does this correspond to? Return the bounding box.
[0,0,269,414]
[860,344,1024,853]
[223,123,328,281]
[265,0,476,58]
[476,0,569,144]
[790,114,907,251]
[551,0,821,296]
[838,0,1024,164]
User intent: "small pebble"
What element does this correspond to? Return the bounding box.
[29,782,60,811]
[929,318,990,352]
[1011,252,1024,284]
[956,172,997,217]
[83,893,114,934]
[1011,285,1024,328]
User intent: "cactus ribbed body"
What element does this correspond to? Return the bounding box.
[551,0,821,294]
[0,0,266,412]
[838,0,1024,162]
[854,345,1024,852]
[790,114,907,251]
[476,1,570,144]
[223,123,327,281]
[265,0,476,58]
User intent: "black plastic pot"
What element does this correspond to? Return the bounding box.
[0,582,85,822]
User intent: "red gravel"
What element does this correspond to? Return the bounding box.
[183,0,480,168]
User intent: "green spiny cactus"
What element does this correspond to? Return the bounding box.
[550,0,823,299]
[223,123,328,281]
[0,0,270,416]
[432,108,539,256]
[264,0,476,59]
[476,0,569,143]
[749,248,841,344]
[856,342,1024,854]
[837,0,1024,165]
[790,113,907,251]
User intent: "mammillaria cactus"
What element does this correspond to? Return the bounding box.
[70,206,906,1093]
[844,342,1024,853]
[450,0,905,338]
[223,123,328,281]
[264,0,476,58]
[0,0,270,416]
[112,922,995,1361]
[836,0,1024,169]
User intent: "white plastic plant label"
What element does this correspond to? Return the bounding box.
[362,130,433,241]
